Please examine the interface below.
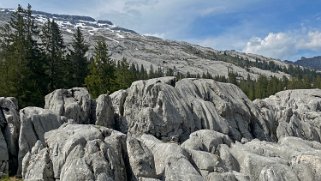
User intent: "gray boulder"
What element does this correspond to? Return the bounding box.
[176,78,271,141]
[110,89,127,116]
[0,97,20,175]
[126,136,157,180]
[139,134,203,180]
[254,89,321,141]
[22,124,127,181]
[18,107,61,176]
[227,137,321,181]
[110,90,128,132]
[95,94,115,128]
[45,87,92,124]
[22,141,54,181]
[121,77,271,142]
[0,131,8,178]
[123,77,196,141]
[181,130,232,153]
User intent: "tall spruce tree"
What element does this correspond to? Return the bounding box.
[0,4,45,107]
[68,27,89,87]
[115,57,134,90]
[41,19,66,91]
[85,40,115,98]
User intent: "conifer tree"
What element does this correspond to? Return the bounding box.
[41,19,70,92]
[115,58,133,90]
[85,40,115,98]
[41,19,66,91]
[0,4,44,107]
[68,27,89,87]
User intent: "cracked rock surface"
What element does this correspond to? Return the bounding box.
[0,78,321,181]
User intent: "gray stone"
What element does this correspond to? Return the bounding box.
[0,97,20,175]
[164,155,204,181]
[176,78,271,141]
[259,164,299,181]
[110,90,128,132]
[254,89,321,141]
[95,94,115,128]
[226,137,321,181]
[186,149,225,177]
[110,89,127,116]
[127,136,157,179]
[45,87,92,124]
[123,77,196,141]
[181,130,232,153]
[18,107,61,176]
[139,134,203,180]
[22,124,127,181]
[122,77,271,142]
[22,141,54,181]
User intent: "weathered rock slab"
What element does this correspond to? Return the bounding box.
[22,124,127,181]
[45,87,92,124]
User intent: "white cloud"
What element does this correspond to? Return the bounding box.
[298,31,321,50]
[143,33,166,39]
[243,32,294,59]
[243,30,321,60]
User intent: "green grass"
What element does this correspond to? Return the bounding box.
[0,176,22,181]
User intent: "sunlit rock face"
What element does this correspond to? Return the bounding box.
[0,78,320,180]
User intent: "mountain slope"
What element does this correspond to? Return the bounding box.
[0,8,291,79]
[295,56,321,70]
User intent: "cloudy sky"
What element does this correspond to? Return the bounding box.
[1,0,321,61]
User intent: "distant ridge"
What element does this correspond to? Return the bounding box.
[294,56,321,70]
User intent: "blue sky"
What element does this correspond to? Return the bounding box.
[1,0,321,61]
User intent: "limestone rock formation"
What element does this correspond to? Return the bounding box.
[22,124,127,181]
[139,134,203,180]
[227,137,321,181]
[126,135,157,180]
[254,89,321,141]
[45,87,92,124]
[18,107,61,176]
[95,94,115,128]
[0,97,20,176]
[119,77,270,142]
[3,79,321,180]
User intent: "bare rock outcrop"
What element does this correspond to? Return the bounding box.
[7,78,321,180]
[254,89,321,141]
[110,90,128,131]
[22,124,127,181]
[139,134,204,180]
[0,97,20,176]
[44,87,92,124]
[126,135,157,180]
[118,77,271,142]
[180,130,321,181]
[95,94,115,128]
[17,107,61,176]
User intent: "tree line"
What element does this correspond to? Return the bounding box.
[1,4,321,108]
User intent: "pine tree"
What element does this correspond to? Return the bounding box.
[115,58,133,90]
[68,27,89,87]
[0,4,45,107]
[149,64,155,78]
[85,40,115,98]
[166,68,174,76]
[41,19,66,91]
[24,4,46,106]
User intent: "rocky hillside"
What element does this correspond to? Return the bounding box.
[295,56,321,70]
[1,77,321,180]
[0,8,291,80]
